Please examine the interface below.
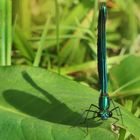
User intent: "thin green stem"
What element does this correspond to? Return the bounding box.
[1,0,6,65]
[54,0,61,74]
[111,76,140,95]
[33,15,51,67]
[20,0,31,37]
[52,55,128,75]
[30,35,93,42]
[6,0,12,65]
[0,0,12,66]
[90,0,98,31]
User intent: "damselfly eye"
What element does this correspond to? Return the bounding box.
[109,111,112,117]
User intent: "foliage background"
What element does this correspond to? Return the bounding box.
[0,0,140,140]
[12,0,140,82]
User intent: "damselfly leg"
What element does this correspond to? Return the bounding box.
[79,104,99,134]
[110,99,123,125]
[110,106,123,125]
[80,104,99,124]
[111,116,119,125]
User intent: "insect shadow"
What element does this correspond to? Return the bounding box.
[3,71,102,128]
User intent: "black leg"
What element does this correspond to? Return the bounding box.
[116,106,123,125]
[86,104,100,111]
[111,100,120,116]
[85,116,98,135]
[84,104,99,122]
[80,110,98,124]
[111,116,119,125]
[89,104,100,109]
[111,106,123,125]
[111,106,119,112]
[79,104,99,123]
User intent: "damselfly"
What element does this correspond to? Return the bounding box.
[81,2,123,129]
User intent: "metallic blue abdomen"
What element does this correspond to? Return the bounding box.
[98,95,110,110]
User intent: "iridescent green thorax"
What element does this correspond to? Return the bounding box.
[97,3,108,95]
[98,94,110,120]
[99,94,110,110]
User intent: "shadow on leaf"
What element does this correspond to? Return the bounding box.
[3,71,101,128]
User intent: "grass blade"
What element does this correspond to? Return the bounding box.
[0,0,12,66]
[6,0,12,65]
[54,0,60,74]
[33,16,51,67]
[0,0,6,65]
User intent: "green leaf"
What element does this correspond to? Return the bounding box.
[109,55,140,97]
[0,66,139,139]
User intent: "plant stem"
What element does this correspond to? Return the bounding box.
[33,16,51,67]
[54,0,61,74]
[6,0,12,65]
[90,0,98,32]
[1,0,6,65]
[20,0,31,38]
[0,0,12,66]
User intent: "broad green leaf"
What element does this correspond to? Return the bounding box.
[109,55,140,97]
[0,66,139,139]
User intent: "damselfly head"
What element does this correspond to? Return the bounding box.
[99,2,107,21]
[98,110,112,120]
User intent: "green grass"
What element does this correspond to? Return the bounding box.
[0,0,12,66]
[0,0,140,139]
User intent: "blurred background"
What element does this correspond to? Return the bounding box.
[1,0,140,139]
[12,0,140,85]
